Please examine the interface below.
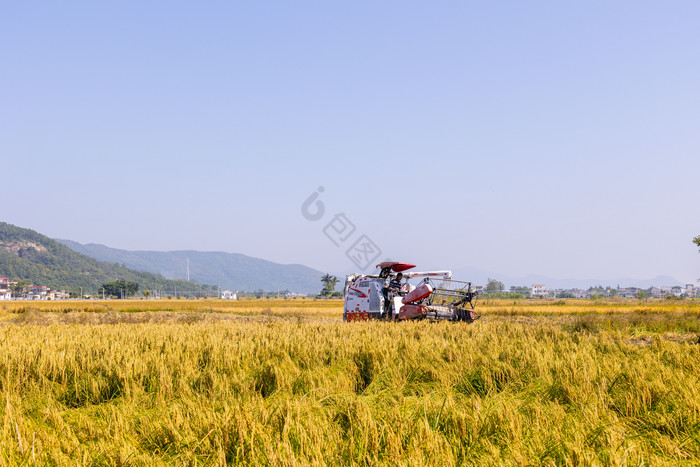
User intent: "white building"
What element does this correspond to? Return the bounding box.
[617,287,641,298]
[53,291,70,300]
[651,286,682,298]
[683,284,696,297]
[0,277,11,300]
[220,290,237,300]
[531,284,548,297]
[28,285,48,300]
[570,288,588,299]
[285,292,307,298]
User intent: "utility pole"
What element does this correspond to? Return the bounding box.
[186,258,190,281]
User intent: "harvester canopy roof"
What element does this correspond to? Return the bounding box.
[375,262,416,272]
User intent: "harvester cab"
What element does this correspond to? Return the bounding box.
[343,262,479,322]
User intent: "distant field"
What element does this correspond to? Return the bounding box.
[0,298,340,325]
[1,299,699,464]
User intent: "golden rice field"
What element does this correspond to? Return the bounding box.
[1,298,699,465]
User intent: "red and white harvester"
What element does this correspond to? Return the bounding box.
[343,262,479,322]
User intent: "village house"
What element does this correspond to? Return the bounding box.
[28,285,48,300]
[0,277,11,300]
[285,292,307,298]
[53,290,71,300]
[651,286,682,298]
[683,284,696,297]
[220,290,237,300]
[616,287,641,298]
[531,284,548,297]
[569,288,589,299]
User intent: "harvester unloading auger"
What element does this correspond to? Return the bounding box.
[343,262,479,322]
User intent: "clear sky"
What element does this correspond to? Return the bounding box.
[2,1,699,284]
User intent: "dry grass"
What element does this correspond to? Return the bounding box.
[0,298,699,465]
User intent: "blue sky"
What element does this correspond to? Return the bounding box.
[2,1,699,284]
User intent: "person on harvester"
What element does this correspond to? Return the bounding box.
[389,273,405,296]
[383,273,405,320]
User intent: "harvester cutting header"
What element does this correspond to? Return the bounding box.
[344,262,479,322]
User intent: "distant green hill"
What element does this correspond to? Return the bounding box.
[56,240,326,294]
[0,222,217,296]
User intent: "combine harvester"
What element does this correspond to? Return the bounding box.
[343,262,479,322]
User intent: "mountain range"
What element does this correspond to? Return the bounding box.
[451,266,685,290]
[0,222,216,295]
[56,240,687,293]
[1,220,685,296]
[56,240,326,294]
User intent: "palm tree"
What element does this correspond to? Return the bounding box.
[328,275,339,291]
[320,274,338,296]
